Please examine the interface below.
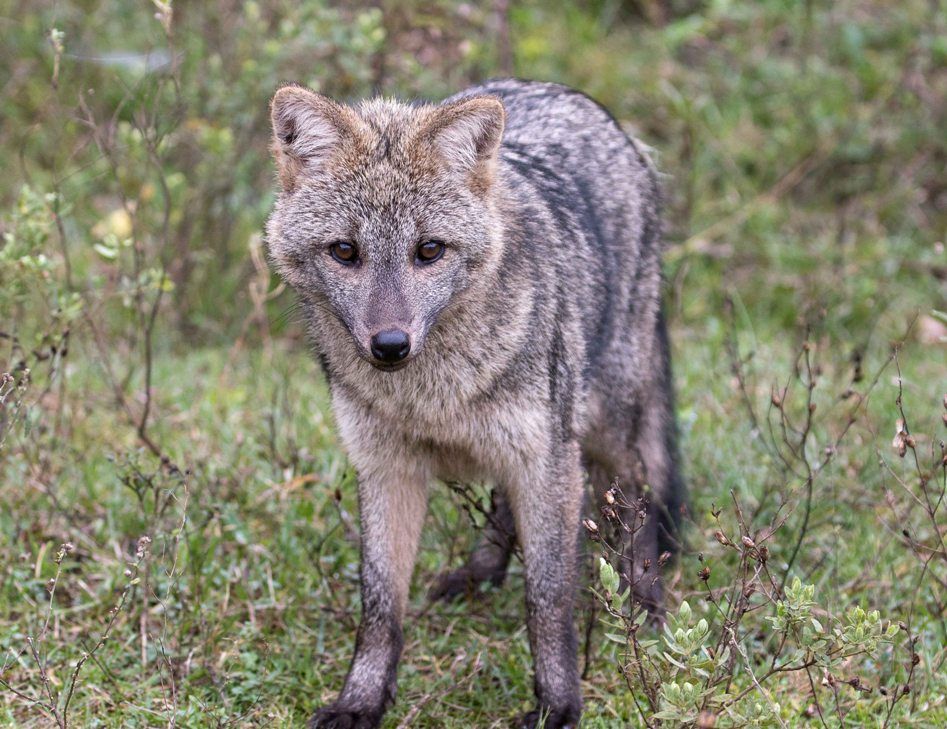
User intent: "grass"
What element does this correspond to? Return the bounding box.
[2,0,946,726]
[2,325,944,726]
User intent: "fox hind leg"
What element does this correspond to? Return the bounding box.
[429,486,516,602]
[585,394,682,619]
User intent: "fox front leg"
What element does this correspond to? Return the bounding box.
[309,456,429,729]
[508,442,584,729]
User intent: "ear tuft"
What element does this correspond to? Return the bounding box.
[423,96,505,185]
[270,85,352,189]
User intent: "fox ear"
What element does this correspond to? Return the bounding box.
[423,96,505,188]
[270,85,354,190]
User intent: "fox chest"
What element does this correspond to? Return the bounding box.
[332,379,552,485]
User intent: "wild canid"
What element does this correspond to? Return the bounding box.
[266,78,684,728]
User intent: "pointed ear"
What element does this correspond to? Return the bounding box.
[422,96,505,189]
[270,85,356,190]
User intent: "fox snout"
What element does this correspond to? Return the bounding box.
[369,328,411,367]
[359,291,425,371]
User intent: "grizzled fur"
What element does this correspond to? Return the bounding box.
[266,78,684,729]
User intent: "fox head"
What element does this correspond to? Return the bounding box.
[266,85,506,372]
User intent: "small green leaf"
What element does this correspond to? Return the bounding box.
[93,243,118,260]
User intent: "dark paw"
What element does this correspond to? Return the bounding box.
[308,704,382,729]
[429,565,505,602]
[516,705,581,729]
[428,566,480,602]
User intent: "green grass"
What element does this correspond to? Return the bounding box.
[2,328,944,726]
[2,0,946,726]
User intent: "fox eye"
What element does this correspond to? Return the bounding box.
[416,240,445,265]
[329,241,358,266]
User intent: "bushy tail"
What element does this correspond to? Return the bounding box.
[655,306,687,556]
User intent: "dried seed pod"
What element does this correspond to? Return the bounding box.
[893,419,909,458]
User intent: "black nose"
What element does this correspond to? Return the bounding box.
[370,329,411,363]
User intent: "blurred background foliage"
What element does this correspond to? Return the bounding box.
[1,0,945,726]
[3,0,943,346]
